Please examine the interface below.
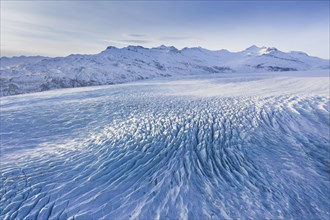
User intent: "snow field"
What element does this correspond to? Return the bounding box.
[0,72,329,219]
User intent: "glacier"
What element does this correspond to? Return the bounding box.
[0,70,329,219]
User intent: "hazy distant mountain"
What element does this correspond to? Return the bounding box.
[0,45,329,96]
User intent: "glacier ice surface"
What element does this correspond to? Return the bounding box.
[0,71,329,219]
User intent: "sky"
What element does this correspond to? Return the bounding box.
[1,0,329,59]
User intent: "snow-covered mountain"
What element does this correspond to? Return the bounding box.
[0,45,329,96]
[0,55,48,69]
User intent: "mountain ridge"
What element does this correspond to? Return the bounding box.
[1,45,329,96]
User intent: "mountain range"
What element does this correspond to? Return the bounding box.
[1,45,329,96]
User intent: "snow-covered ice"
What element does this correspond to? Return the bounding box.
[0,70,329,219]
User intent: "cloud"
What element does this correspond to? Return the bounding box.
[159,36,194,41]
[102,39,129,45]
[126,34,146,38]
[121,39,151,44]
[3,19,95,42]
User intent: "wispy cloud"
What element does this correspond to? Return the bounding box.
[4,20,85,41]
[102,39,129,45]
[126,33,146,38]
[103,39,152,46]
[159,36,192,41]
[121,39,151,44]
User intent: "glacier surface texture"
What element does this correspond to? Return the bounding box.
[0,71,329,219]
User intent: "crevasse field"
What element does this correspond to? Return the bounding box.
[0,70,329,219]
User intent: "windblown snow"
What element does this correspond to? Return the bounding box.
[1,70,329,219]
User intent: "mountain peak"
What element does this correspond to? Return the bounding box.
[106,46,118,50]
[259,47,279,55]
[243,45,280,56]
[245,45,262,51]
[153,45,178,51]
[125,45,147,50]
[156,44,168,49]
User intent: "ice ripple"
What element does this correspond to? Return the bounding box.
[0,93,329,219]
